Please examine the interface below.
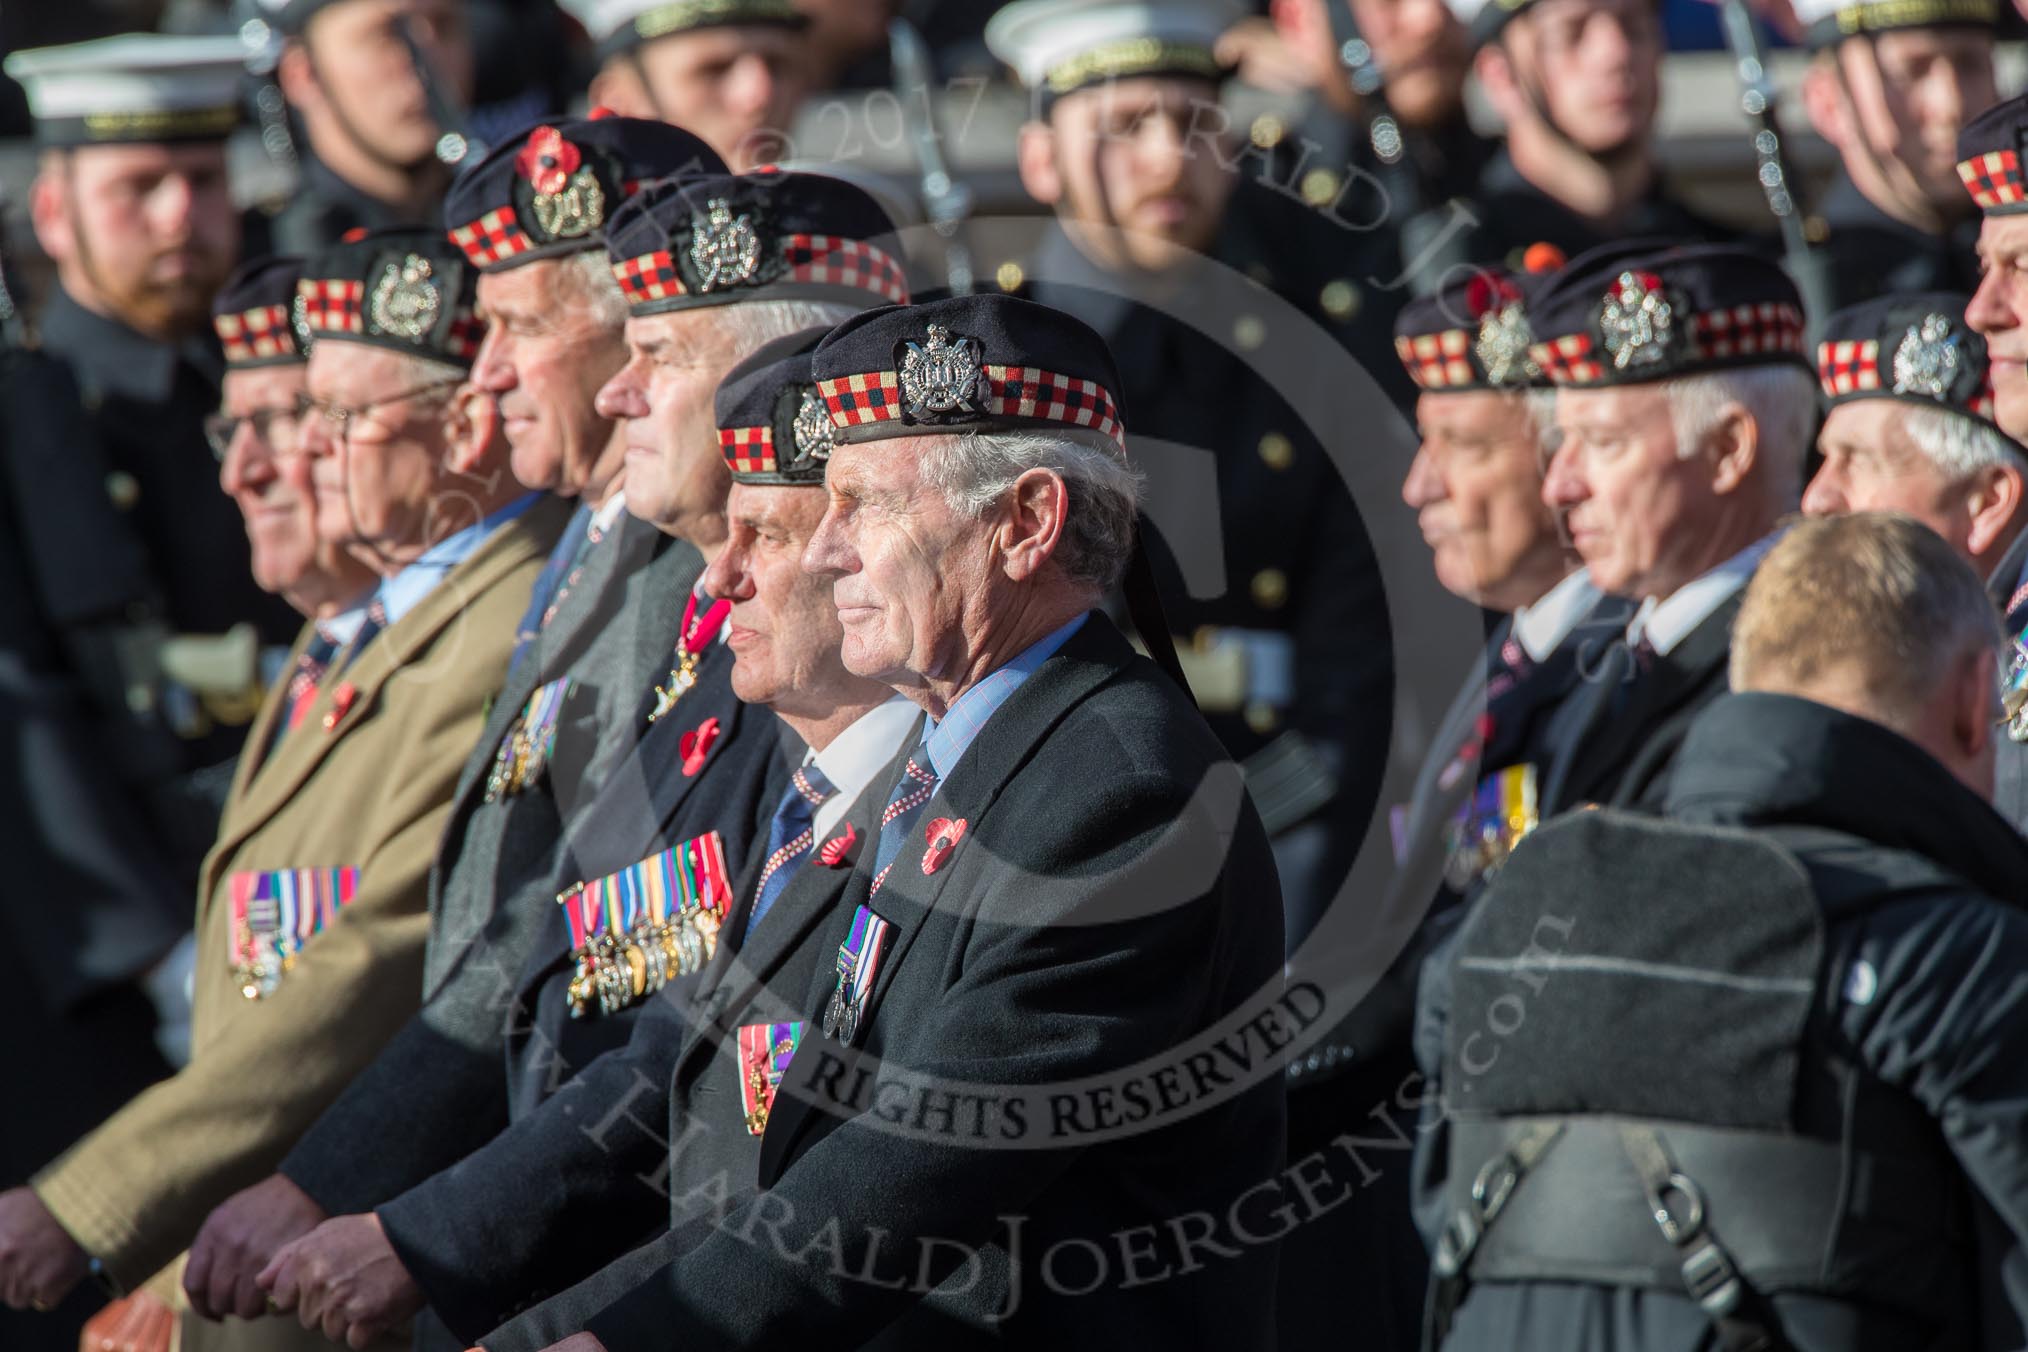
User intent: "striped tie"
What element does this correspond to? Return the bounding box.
[744,765,838,941]
[343,597,391,667]
[869,746,937,898]
[284,625,343,732]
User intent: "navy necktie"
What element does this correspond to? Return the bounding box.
[744,764,838,941]
[337,597,391,671]
[508,502,594,679]
[870,744,937,897]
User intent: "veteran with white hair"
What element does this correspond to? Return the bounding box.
[517,293,1288,1352]
[1532,241,1818,812]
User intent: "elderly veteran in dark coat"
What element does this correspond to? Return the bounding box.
[513,294,1288,1352]
[177,116,728,1343]
[1416,511,2028,1351]
[1803,293,2028,832]
[1532,242,1817,814]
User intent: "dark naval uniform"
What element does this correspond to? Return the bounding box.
[1416,690,2028,1351]
[1454,148,1740,275]
[33,290,301,866]
[1794,0,2000,311]
[1253,92,1496,319]
[0,32,281,1351]
[1016,219,1398,946]
[0,345,182,1352]
[1814,171,1982,312]
[260,151,436,258]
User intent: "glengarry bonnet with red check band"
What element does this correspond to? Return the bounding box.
[214,254,311,369]
[296,226,484,365]
[715,326,837,484]
[444,111,725,271]
[1816,292,2020,445]
[1524,240,1809,387]
[811,293,1128,453]
[1393,264,1555,392]
[603,166,911,316]
[1958,92,2028,212]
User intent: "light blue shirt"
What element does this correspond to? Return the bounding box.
[923,611,1089,782]
[373,492,540,626]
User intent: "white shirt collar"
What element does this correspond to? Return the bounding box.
[1625,531,1781,657]
[808,696,923,843]
[1512,568,1602,663]
[590,490,629,536]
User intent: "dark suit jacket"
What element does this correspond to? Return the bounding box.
[370,650,787,1339]
[1538,592,1745,816]
[552,615,1287,1352]
[467,759,897,1351]
[279,521,694,1216]
[0,347,177,1212]
[497,640,786,1115]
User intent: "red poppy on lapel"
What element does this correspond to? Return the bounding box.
[921,817,967,875]
[681,716,721,777]
[818,822,858,868]
[322,682,357,732]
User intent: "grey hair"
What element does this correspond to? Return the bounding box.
[917,428,1144,592]
[1900,402,2026,482]
[386,352,468,393]
[1525,389,1559,460]
[1663,365,1818,512]
[709,299,862,354]
[557,250,630,332]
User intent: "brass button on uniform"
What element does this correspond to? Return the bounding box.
[106,470,141,510]
[1258,433,1293,471]
[1251,568,1289,610]
[1320,279,1361,321]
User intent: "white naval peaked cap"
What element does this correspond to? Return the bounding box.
[1441,0,1543,51]
[1788,0,1997,46]
[555,0,805,61]
[4,33,245,147]
[985,0,1241,99]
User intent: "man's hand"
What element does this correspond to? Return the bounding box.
[532,1337,606,1352]
[0,1186,87,1311]
[80,1288,175,1352]
[184,1173,328,1320]
[259,1212,423,1350]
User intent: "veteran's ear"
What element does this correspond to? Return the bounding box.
[442,384,501,475]
[997,467,1070,582]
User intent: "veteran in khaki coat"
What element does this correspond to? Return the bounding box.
[0,228,566,1352]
